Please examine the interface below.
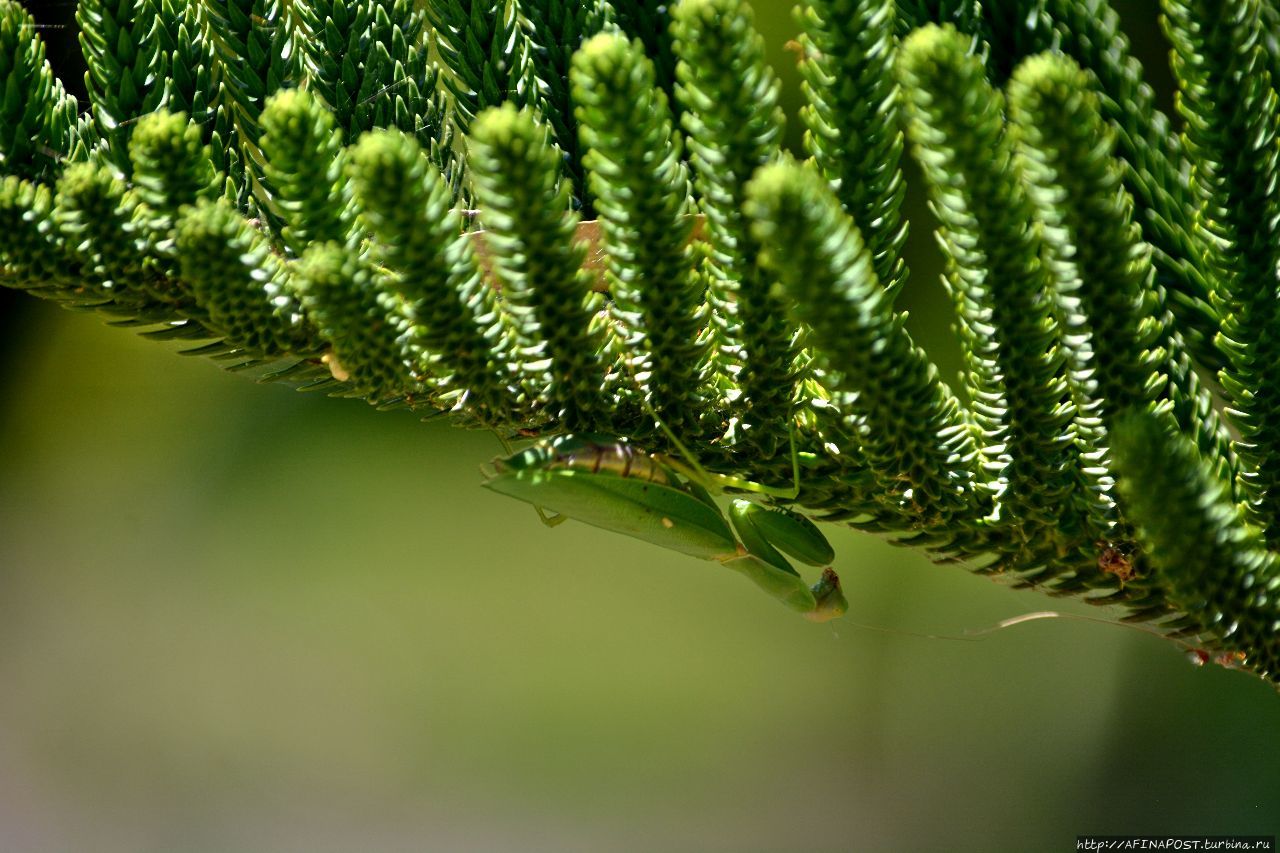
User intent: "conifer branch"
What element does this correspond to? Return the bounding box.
[899,25,1087,562]
[260,89,352,256]
[1164,0,1280,546]
[1113,411,1280,679]
[76,0,168,175]
[468,104,608,432]
[0,0,76,179]
[797,0,910,301]
[672,0,795,459]
[348,128,516,424]
[2,0,1279,685]
[572,32,709,436]
[747,160,979,528]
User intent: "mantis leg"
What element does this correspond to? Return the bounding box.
[535,506,569,528]
[718,553,847,622]
[724,498,846,620]
[491,430,570,528]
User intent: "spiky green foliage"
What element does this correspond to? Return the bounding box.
[347,128,515,423]
[608,0,677,98]
[175,199,308,355]
[1046,0,1219,374]
[129,110,214,229]
[1008,54,1235,496]
[572,32,708,435]
[0,176,66,292]
[293,243,420,404]
[156,0,213,126]
[521,0,614,214]
[0,0,76,178]
[899,26,1088,562]
[747,161,978,527]
[53,161,145,304]
[1009,56,1162,428]
[903,0,1221,372]
[5,0,1280,686]
[672,0,796,459]
[428,0,538,135]
[1113,412,1280,679]
[1164,0,1280,549]
[895,0,986,43]
[121,110,214,315]
[797,0,909,300]
[468,104,608,431]
[260,89,352,256]
[295,0,450,152]
[202,0,296,216]
[76,0,168,174]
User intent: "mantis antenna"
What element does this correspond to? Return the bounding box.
[964,610,1246,668]
[831,606,1237,665]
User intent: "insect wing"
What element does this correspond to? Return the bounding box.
[484,468,737,560]
[728,499,799,577]
[733,502,836,567]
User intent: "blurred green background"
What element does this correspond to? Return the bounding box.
[1,2,1277,851]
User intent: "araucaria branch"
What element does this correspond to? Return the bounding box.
[2,0,1277,685]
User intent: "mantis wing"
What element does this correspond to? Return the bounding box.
[484,468,738,560]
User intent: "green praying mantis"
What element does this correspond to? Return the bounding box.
[482,433,1259,656]
[482,434,849,621]
[480,431,1280,670]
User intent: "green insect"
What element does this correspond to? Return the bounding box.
[482,434,847,621]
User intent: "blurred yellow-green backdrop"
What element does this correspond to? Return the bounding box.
[1,1,1277,851]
